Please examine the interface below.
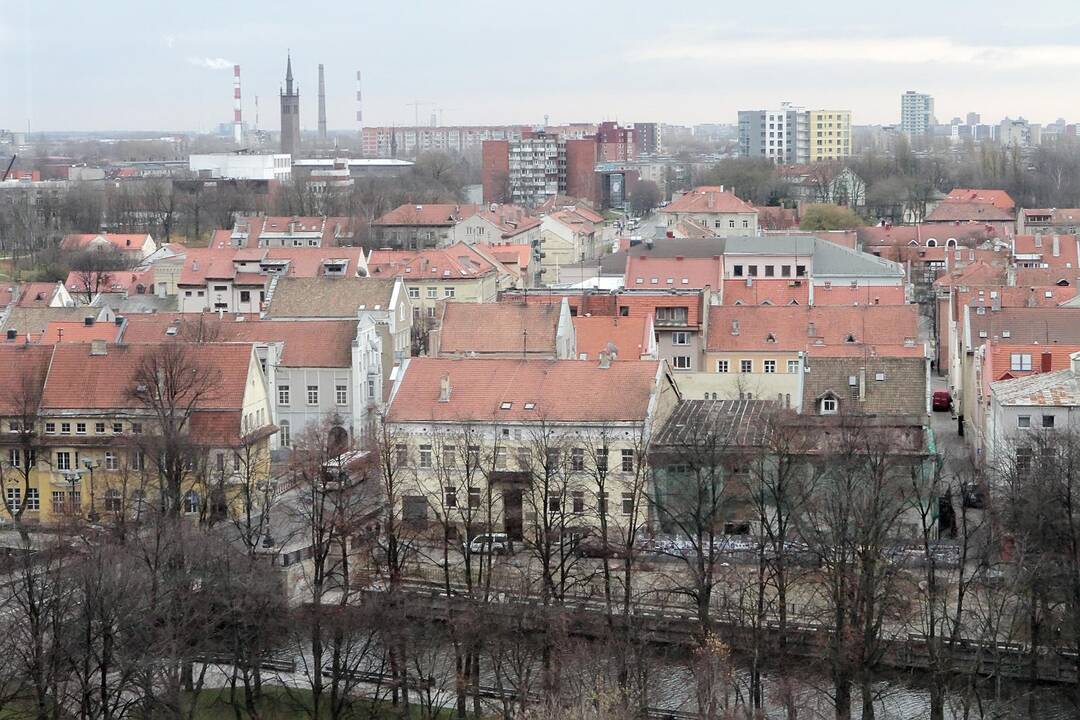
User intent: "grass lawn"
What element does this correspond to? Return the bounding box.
[193,686,467,720]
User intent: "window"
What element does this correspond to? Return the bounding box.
[821,398,838,415]
[335,385,348,405]
[183,491,199,515]
[278,385,290,405]
[796,265,806,277]
[781,265,791,277]
[1043,415,1056,429]
[74,422,85,434]
[408,287,420,299]
[740,360,753,373]
[595,448,608,473]
[444,486,457,508]
[239,290,251,303]
[747,265,758,277]
[368,378,376,399]
[655,307,688,324]
[743,219,750,228]
[787,359,800,373]
[104,489,121,513]
[468,486,481,509]
[495,446,507,469]
[733,265,744,277]
[729,219,736,228]
[403,496,428,521]
[673,356,691,370]
[5,487,20,512]
[764,265,775,277]
[1010,354,1032,371]
[547,494,562,513]
[426,286,438,299]
[467,445,480,468]
[442,445,456,468]
[394,444,407,467]
[717,360,729,373]
[52,491,67,514]
[61,422,71,434]
[1017,415,1031,429]
[571,448,584,471]
[307,385,319,405]
[95,422,106,434]
[622,492,635,515]
[131,423,142,434]
[764,360,776,374]
[419,444,433,468]
[45,422,55,434]
[621,449,635,473]
[572,491,585,513]
[8,449,19,467]
[105,451,118,470]
[112,422,123,434]
[672,331,689,345]
[279,420,290,447]
[444,287,455,298]
[25,488,38,512]
[1016,447,1033,474]
[56,451,71,471]
[132,450,145,471]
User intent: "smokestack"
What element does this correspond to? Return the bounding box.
[233,64,243,146]
[317,63,327,142]
[355,70,363,128]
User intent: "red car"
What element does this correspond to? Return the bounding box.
[932,390,952,412]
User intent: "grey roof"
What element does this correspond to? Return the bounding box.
[600,237,728,276]
[992,367,1080,406]
[1,306,109,335]
[968,307,1080,345]
[724,235,815,256]
[652,399,775,448]
[810,238,905,278]
[265,277,397,319]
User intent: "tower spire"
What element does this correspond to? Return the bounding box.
[285,52,294,94]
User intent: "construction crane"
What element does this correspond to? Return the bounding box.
[1,155,16,182]
[405,101,434,127]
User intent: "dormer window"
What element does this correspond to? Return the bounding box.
[499,402,512,410]
[845,334,856,343]
[766,333,776,343]
[524,402,536,410]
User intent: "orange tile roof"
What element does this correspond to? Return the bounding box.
[485,244,532,272]
[387,358,661,423]
[64,268,155,296]
[120,315,355,367]
[573,315,650,360]
[41,322,122,344]
[437,302,559,355]
[957,285,1077,310]
[178,247,239,285]
[988,343,1080,383]
[474,206,541,237]
[39,343,255,411]
[722,279,809,306]
[934,260,1007,288]
[660,186,756,215]
[625,255,722,290]
[16,282,61,308]
[264,247,367,277]
[1012,234,1080,271]
[0,345,54,415]
[373,203,480,227]
[60,233,150,252]
[811,284,907,306]
[944,188,1016,211]
[925,202,1014,223]
[368,242,499,280]
[617,293,703,327]
[706,305,919,352]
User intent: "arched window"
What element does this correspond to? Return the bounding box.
[946,238,958,248]
[926,238,938,247]
[183,490,199,515]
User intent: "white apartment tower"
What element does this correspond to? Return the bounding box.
[901,91,935,137]
[737,103,810,164]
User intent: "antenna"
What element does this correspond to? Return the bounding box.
[405,100,434,127]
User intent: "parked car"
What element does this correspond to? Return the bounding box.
[464,533,514,555]
[932,390,952,411]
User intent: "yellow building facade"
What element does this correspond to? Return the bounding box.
[809,110,852,162]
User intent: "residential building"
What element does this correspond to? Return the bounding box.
[572,314,657,361]
[659,186,758,237]
[430,300,576,359]
[371,204,480,249]
[449,205,542,248]
[539,208,606,283]
[361,125,528,158]
[738,103,808,164]
[901,91,935,137]
[0,341,274,525]
[217,216,356,248]
[1017,208,1080,236]
[808,110,852,161]
[634,122,662,155]
[60,233,158,261]
[367,243,509,323]
[985,352,1080,469]
[384,357,680,538]
[777,164,864,207]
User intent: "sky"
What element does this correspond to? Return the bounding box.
[2,0,1079,133]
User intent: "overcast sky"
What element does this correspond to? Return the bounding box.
[2,0,1078,133]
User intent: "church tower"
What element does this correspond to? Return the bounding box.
[280,53,301,156]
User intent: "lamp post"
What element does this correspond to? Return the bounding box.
[83,459,100,523]
[61,468,83,518]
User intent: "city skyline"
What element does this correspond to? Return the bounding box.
[3,0,1080,133]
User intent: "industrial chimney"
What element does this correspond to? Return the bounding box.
[355,70,363,129]
[317,63,327,142]
[233,64,243,146]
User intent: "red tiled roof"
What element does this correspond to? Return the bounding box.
[706,305,919,352]
[368,242,499,280]
[0,345,54,415]
[178,247,239,285]
[988,343,1080,383]
[925,202,1014,223]
[64,268,155,296]
[485,244,532,272]
[437,302,559,355]
[934,260,1007,288]
[535,196,603,223]
[618,293,703,327]
[957,285,1078,310]
[39,343,255,411]
[811,284,907,306]
[16,282,61,308]
[1012,234,1080,271]
[373,204,480,227]
[474,206,541,237]
[722,280,809,307]
[944,188,1016,211]
[60,233,151,252]
[549,209,598,235]
[573,315,650,360]
[625,255,722,290]
[755,206,799,231]
[387,358,661,423]
[41,322,122,344]
[120,315,355,367]
[660,186,757,215]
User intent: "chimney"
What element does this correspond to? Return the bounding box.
[598,350,612,369]
[1035,233,1043,248]
[438,373,452,402]
[808,322,816,337]
[731,319,739,335]
[90,340,107,356]
[1053,234,1061,257]
[1041,351,1053,373]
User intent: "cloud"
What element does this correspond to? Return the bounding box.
[186,56,233,70]
[163,34,175,49]
[636,35,1080,69]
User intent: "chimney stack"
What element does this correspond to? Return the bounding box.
[1053,234,1061,257]
[1041,351,1053,373]
[598,350,612,369]
[1071,351,1080,378]
[233,65,243,146]
[355,69,363,129]
[90,340,107,356]
[438,373,452,402]
[317,63,327,142]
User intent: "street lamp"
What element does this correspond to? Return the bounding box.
[83,459,100,523]
[61,468,83,518]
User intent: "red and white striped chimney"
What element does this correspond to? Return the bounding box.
[355,69,363,127]
[233,64,243,146]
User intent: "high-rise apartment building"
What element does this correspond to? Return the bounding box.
[808,110,852,161]
[739,103,850,163]
[900,91,935,137]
